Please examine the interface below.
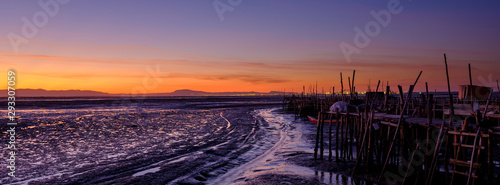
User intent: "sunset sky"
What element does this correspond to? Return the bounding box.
[1,0,499,94]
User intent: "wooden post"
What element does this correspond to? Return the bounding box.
[425,120,446,185]
[469,63,474,111]
[340,109,345,160]
[357,108,363,160]
[426,53,454,185]
[352,70,356,99]
[314,111,321,160]
[336,109,340,162]
[302,86,305,98]
[482,90,493,121]
[353,80,380,175]
[348,77,352,100]
[340,73,344,101]
[399,86,404,115]
[384,85,390,112]
[320,102,325,160]
[466,129,481,185]
[365,80,381,171]
[352,111,369,175]
[344,109,348,160]
[425,82,431,177]
[488,134,492,182]
[329,113,333,161]
[316,81,318,100]
[378,84,415,182]
[443,129,450,185]
[349,113,354,160]
[445,54,455,119]
[402,142,420,185]
[332,86,335,99]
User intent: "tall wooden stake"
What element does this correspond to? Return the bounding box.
[445,54,455,118]
[353,80,380,175]
[426,53,454,185]
[329,114,333,161]
[425,82,432,177]
[348,77,352,98]
[314,111,321,160]
[466,129,481,185]
[414,71,423,87]
[336,109,340,162]
[378,71,421,182]
[469,63,474,111]
[340,73,344,101]
[352,70,356,99]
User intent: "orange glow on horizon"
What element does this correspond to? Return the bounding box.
[1,53,499,95]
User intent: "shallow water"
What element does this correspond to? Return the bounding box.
[0,96,371,185]
[0,97,280,184]
[212,108,374,185]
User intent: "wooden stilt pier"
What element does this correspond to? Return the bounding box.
[284,55,500,185]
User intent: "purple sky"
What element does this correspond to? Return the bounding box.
[1,0,499,93]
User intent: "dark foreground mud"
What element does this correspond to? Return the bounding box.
[0,97,283,184]
[2,96,381,185]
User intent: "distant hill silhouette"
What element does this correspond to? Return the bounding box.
[0,89,110,97]
[0,89,282,97]
[144,89,282,96]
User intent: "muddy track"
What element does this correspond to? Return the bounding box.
[208,108,288,185]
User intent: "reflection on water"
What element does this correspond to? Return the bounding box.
[315,171,376,185]
[220,108,375,185]
[0,96,280,184]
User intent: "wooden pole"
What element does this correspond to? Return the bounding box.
[340,73,344,101]
[482,89,493,120]
[384,84,390,112]
[497,80,499,110]
[343,106,348,160]
[340,109,345,160]
[411,71,422,112]
[353,80,380,175]
[466,129,481,185]
[378,84,415,182]
[302,85,306,98]
[332,86,335,99]
[402,142,420,185]
[352,70,356,99]
[399,86,404,115]
[426,53,454,185]
[469,63,474,111]
[414,71,423,87]
[425,120,446,185]
[365,80,381,170]
[320,101,325,160]
[314,111,321,160]
[445,54,455,118]
[425,82,432,177]
[336,109,340,162]
[329,114,333,161]
[348,77,352,99]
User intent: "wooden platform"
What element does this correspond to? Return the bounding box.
[325,111,461,128]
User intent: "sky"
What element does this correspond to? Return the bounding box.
[1,0,499,94]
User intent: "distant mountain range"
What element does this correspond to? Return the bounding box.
[0,89,284,97]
